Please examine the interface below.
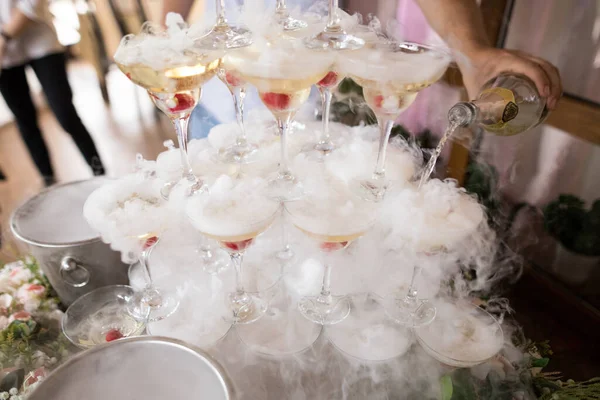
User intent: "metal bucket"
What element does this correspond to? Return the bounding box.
[10,178,129,305]
[27,336,234,400]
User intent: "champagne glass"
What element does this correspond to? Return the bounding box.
[83,172,180,322]
[226,43,334,201]
[215,61,258,164]
[274,0,307,31]
[304,0,364,50]
[115,26,222,195]
[301,71,343,159]
[186,176,280,324]
[384,180,485,327]
[194,0,252,49]
[286,185,376,325]
[339,42,451,202]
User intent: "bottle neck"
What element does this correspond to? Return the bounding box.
[448,101,477,127]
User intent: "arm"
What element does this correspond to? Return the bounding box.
[161,0,196,22]
[416,0,562,109]
[0,6,36,63]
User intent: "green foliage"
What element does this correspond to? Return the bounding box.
[464,161,500,224]
[440,376,453,400]
[543,195,600,256]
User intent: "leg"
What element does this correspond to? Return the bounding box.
[0,64,55,183]
[30,53,105,175]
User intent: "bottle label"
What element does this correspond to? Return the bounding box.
[480,87,519,132]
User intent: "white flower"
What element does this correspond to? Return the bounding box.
[32,350,49,368]
[8,389,17,396]
[0,392,9,399]
[15,284,45,312]
[0,294,13,309]
[0,316,9,330]
[7,266,34,287]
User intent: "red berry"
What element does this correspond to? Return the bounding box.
[105,329,124,342]
[223,238,254,252]
[143,236,159,249]
[318,71,339,88]
[260,92,291,111]
[126,73,132,80]
[320,241,348,252]
[225,71,243,87]
[169,93,195,113]
[373,95,385,109]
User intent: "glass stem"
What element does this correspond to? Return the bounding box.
[326,0,341,31]
[279,206,290,254]
[317,255,333,306]
[139,246,154,287]
[277,117,293,179]
[402,265,421,308]
[233,86,247,146]
[171,115,198,185]
[215,0,227,26]
[373,119,395,181]
[318,87,333,145]
[231,252,245,294]
[276,0,286,12]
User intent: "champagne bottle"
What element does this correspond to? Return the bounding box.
[448,73,549,136]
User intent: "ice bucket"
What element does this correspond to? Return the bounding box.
[10,178,129,306]
[27,336,234,400]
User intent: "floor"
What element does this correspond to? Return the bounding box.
[0,61,598,383]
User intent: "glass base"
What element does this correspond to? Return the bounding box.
[327,295,413,361]
[236,300,322,357]
[195,23,253,49]
[275,246,295,262]
[351,177,391,202]
[384,296,436,327]
[127,286,180,322]
[218,141,259,164]
[228,292,268,324]
[266,172,305,202]
[298,294,350,325]
[305,30,365,50]
[301,141,336,161]
[276,14,308,31]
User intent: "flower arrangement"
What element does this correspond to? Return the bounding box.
[0,258,71,399]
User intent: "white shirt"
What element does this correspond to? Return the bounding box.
[0,0,63,69]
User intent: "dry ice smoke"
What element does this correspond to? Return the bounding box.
[82,8,527,400]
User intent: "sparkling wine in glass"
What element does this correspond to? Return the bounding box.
[186,178,280,324]
[227,45,334,201]
[115,27,222,195]
[339,42,451,201]
[305,0,364,50]
[287,189,376,325]
[83,172,180,322]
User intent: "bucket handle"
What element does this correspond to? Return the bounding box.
[60,257,90,288]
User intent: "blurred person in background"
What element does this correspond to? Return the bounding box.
[0,0,105,186]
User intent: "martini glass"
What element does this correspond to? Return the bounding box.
[226,44,334,201]
[274,0,307,31]
[186,178,281,324]
[305,0,364,50]
[194,0,252,49]
[339,42,451,202]
[115,28,222,195]
[286,187,376,325]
